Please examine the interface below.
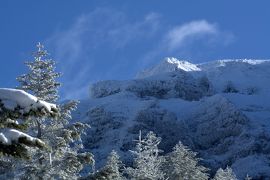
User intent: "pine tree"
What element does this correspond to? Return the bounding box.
[0,88,58,158]
[15,43,94,179]
[17,42,60,138]
[89,150,125,180]
[126,131,165,180]
[164,141,209,180]
[17,42,60,103]
[0,88,59,178]
[213,167,238,180]
[223,81,238,93]
[245,175,252,180]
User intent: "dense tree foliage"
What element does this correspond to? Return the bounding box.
[126,131,165,180]
[164,141,209,180]
[4,43,94,179]
[213,167,238,180]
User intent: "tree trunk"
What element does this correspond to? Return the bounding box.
[36,119,42,138]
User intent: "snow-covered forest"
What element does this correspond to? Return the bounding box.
[1,43,270,179]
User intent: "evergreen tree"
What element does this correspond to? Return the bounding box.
[213,167,238,180]
[0,88,58,158]
[17,42,60,103]
[223,81,238,93]
[17,42,60,138]
[245,175,252,180]
[89,150,125,180]
[126,131,165,180]
[0,88,59,178]
[15,43,94,179]
[164,141,209,180]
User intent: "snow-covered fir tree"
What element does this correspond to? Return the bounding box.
[87,150,125,180]
[0,88,59,178]
[0,88,58,158]
[15,43,94,179]
[17,42,60,103]
[245,175,252,180]
[213,167,238,180]
[223,81,238,93]
[17,42,60,138]
[126,131,165,180]
[163,141,209,180]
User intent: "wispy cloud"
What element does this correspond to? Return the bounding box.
[46,8,161,100]
[46,8,234,100]
[165,20,218,51]
[140,20,235,67]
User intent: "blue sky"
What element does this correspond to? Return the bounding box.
[1,0,270,99]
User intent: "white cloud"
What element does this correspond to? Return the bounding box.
[46,11,235,100]
[164,20,233,51]
[46,8,161,99]
[138,20,235,68]
[45,7,235,100]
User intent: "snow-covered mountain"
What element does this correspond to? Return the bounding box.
[136,57,201,78]
[73,58,270,179]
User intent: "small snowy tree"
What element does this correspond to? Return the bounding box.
[223,81,238,93]
[164,141,209,180]
[126,131,165,180]
[17,42,60,103]
[198,75,212,95]
[15,43,94,179]
[245,86,258,95]
[245,175,252,180]
[89,150,125,180]
[213,167,237,180]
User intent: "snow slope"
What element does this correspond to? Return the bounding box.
[74,58,270,179]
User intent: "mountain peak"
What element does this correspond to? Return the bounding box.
[165,57,201,71]
[136,57,201,79]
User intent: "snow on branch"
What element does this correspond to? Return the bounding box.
[0,128,45,147]
[0,88,59,158]
[0,88,58,118]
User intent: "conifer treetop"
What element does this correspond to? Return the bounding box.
[17,42,61,103]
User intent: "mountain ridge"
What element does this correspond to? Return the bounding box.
[73,58,270,179]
